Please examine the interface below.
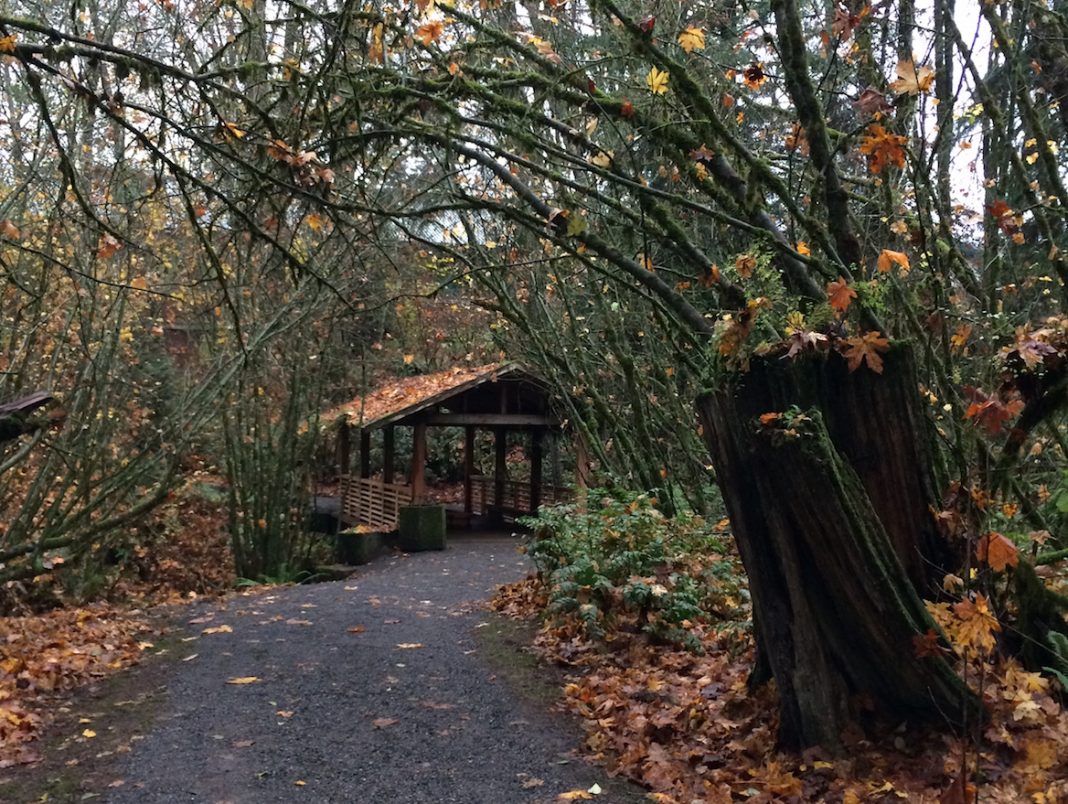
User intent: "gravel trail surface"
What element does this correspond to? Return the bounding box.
[104,537,636,804]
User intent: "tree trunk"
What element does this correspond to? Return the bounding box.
[696,345,978,749]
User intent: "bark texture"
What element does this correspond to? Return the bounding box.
[697,346,977,749]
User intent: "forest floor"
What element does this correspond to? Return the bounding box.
[0,536,646,804]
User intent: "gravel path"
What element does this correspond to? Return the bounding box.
[105,537,635,804]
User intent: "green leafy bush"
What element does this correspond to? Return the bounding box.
[521,491,747,650]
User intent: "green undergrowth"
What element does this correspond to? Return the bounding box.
[521,491,749,651]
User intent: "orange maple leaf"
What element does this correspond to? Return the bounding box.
[876,249,910,274]
[976,531,1020,572]
[840,331,891,373]
[826,277,857,313]
[963,387,1025,434]
[858,124,908,173]
[415,21,444,46]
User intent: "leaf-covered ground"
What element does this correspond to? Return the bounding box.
[0,480,233,771]
[492,577,1068,803]
[0,604,154,769]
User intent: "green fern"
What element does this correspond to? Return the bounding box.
[1043,630,1068,690]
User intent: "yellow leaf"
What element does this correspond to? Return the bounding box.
[294,780,306,786]
[396,642,424,649]
[82,729,97,738]
[222,121,246,139]
[130,276,149,291]
[646,66,669,95]
[889,58,935,95]
[0,35,17,53]
[202,624,233,635]
[795,241,810,256]
[590,150,613,168]
[403,354,415,365]
[677,27,705,54]
[558,791,593,801]
[876,248,910,274]
[226,676,260,685]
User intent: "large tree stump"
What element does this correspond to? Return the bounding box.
[697,346,978,749]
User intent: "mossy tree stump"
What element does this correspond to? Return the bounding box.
[697,346,978,749]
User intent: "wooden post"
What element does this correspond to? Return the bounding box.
[530,428,543,514]
[338,424,351,477]
[411,421,427,504]
[550,430,562,489]
[359,429,371,479]
[575,431,590,513]
[493,427,507,521]
[575,432,590,489]
[383,426,395,484]
[464,425,475,514]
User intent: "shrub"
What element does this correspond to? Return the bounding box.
[520,490,747,650]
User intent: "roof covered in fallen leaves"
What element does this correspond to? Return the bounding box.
[320,362,536,430]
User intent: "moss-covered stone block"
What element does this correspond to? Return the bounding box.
[336,529,382,565]
[397,505,447,552]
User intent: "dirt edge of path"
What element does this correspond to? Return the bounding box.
[473,612,649,804]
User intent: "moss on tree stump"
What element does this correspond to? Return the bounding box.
[398,505,447,552]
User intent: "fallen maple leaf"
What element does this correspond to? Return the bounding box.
[348,625,367,633]
[677,27,705,54]
[826,277,857,313]
[963,387,1025,434]
[976,532,1020,572]
[840,331,891,373]
[82,729,97,739]
[372,717,398,729]
[890,58,936,95]
[558,791,593,801]
[415,21,444,46]
[859,124,908,173]
[202,624,233,635]
[853,87,893,116]
[226,676,260,685]
[876,248,910,274]
[646,66,669,95]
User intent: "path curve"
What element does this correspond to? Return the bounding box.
[105,537,633,804]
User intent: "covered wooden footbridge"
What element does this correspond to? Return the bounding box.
[320,363,580,532]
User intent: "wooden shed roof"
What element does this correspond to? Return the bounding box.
[320,362,541,430]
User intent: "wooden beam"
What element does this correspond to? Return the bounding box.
[359,429,371,479]
[493,427,507,521]
[464,425,475,514]
[338,424,351,478]
[411,422,427,504]
[420,412,558,427]
[530,428,543,514]
[383,425,395,484]
[575,431,590,513]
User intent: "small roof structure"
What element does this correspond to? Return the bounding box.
[321,362,553,431]
[324,362,577,531]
